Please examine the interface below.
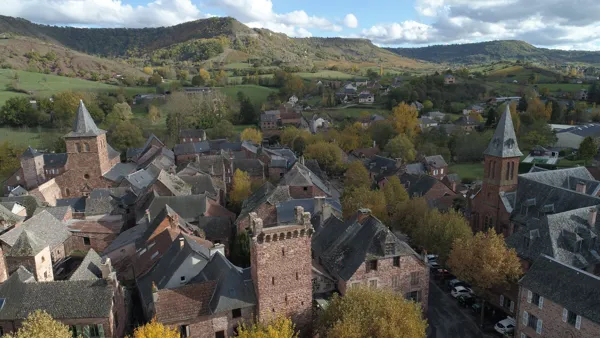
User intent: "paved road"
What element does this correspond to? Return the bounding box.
[427,279,487,338]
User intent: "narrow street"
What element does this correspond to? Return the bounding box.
[427,279,487,338]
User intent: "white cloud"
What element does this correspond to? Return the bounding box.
[365,0,600,49]
[0,0,205,28]
[343,14,358,28]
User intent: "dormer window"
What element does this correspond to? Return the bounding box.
[385,243,395,256]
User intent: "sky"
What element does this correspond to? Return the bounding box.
[3,0,600,50]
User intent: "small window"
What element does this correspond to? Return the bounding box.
[385,243,395,256]
[44,271,48,279]
[180,325,190,337]
[411,272,420,285]
[76,143,82,152]
[272,277,275,285]
[392,275,400,288]
[232,308,242,319]
[366,260,377,272]
[215,331,225,338]
[84,174,90,180]
[41,256,46,263]
[406,290,421,302]
[567,310,577,326]
[296,272,299,280]
[303,186,308,191]
[532,292,541,306]
[180,276,186,282]
[83,237,91,245]
[282,247,285,256]
[369,279,378,288]
[527,314,538,329]
[393,257,400,267]
[83,143,90,152]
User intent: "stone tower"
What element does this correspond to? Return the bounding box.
[19,147,45,190]
[471,105,522,235]
[58,100,117,197]
[249,207,313,331]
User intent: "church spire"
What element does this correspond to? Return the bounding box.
[65,100,105,138]
[484,104,522,158]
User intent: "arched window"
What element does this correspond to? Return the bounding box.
[83,143,90,152]
[510,162,515,180]
[65,188,70,196]
[75,143,81,153]
[506,162,510,180]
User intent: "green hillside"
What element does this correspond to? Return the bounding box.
[386,40,600,65]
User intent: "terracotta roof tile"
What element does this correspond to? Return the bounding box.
[155,280,216,323]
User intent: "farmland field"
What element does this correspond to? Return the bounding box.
[218,85,277,106]
[0,69,117,105]
[0,127,50,147]
[295,70,366,80]
[536,83,588,92]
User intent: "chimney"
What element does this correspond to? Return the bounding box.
[249,212,263,235]
[168,212,179,231]
[152,282,159,302]
[357,208,371,223]
[576,181,586,193]
[145,209,151,224]
[451,181,457,192]
[302,211,311,226]
[589,208,597,227]
[179,236,185,249]
[195,154,200,163]
[373,140,376,148]
[100,257,113,279]
[295,206,305,224]
[422,250,428,264]
[210,243,225,256]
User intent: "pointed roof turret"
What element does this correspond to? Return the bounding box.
[20,146,41,159]
[484,105,522,158]
[65,100,105,138]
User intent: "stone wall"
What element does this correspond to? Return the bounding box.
[288,185,327,199]
[250,227,313,331]
[237,204,276,232]
[344,254,430,312]
[167,307,254,338]
[69,232,117,253]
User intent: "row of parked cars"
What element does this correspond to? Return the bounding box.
[428,255,516,337]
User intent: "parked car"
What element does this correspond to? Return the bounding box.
[457,294,476,308]
[494,317,516,335]
[427,254,438,262]
[451,285,473,298]
[432,268,454,280]
[447,279,471,291]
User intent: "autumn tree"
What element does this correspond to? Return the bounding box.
[230,169,252,207]
[579,136,598,163]
[385,134,416,162]
[104,102,133,127]
[304,141,343,175]
[344,161,371,190]
[108,120,144,151]
[369,121,398,149]
[148,73,163,86]
[128,318,179,338]
[236,316,298,338]
[382,176,409,223]
[192,69,211,86]
[165,92,231,138]
[207,120,234,140]
[148,105,160,124]
[391,102,419,136]
[2,310,73,338]
[526,97,552,121]
[412,209,471,264]
[241,128,263,144]
[448,229,523,326]
[0,141,24,180]
[393,197,429,236]
[143,67,153,75]
[318,287,427,338]
[341,186,387,221]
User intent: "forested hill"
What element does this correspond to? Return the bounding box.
[386,40,600,64]
[0,15,253,57]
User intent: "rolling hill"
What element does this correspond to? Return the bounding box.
[386,40,600,65]
[0,15,431,70]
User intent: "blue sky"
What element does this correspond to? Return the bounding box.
[3,0,600,50]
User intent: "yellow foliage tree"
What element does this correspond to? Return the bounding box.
[236,316,298,338]
[344,161,371,190]
[199,68,211,83]
[527,97,551,121]
[148,105,160,124]
[2,310,73,338]
[412,209,472,264]
[241,128,263,144]
[341,186,387,222]
[304,141,343,174]
[143,67,153,75]
[391,102,419,136]
[318,287,427,338]
[448,228,523,324]
[382,176,409,222]
[128,318,179,338]
[231,169,252,206]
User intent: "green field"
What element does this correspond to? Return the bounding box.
[449,163,484,180]
[0,69,117,105]
[218,85,277,106]
[223,63,253,70]
[536,83,588,92]
[0,127,49,147]
[296,71,366,80]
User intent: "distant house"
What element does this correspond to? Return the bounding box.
[344,83,358,96]
[444,74,456,84]
[522,145,560,165]
[399,173,456,203]
[335,93,349,104]
[454,115,482,132]
[426,111,446,121]
[418,117,438,130]
[578,89,589,101]
[260,110,280,132]
[358,91,375,104]
[411,101,424,111]
[359,114,385,128]
[179,129,206,144]
[183,87,212,95]
[288,95,298,106]
[405,155,448,180]
[555,124,600,149]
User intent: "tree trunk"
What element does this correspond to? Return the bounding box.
[480,298,485,328]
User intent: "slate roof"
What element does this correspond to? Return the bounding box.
[425,155,448,168]
[366,155,397,174]
[0,272,115,320]
[103,162,137,183]
[107,143,121,161]
[520,255,600,325]
[174,141,211,156]
[103,223,148,254]
[276,198,341,224]
[154,281,216,324]
[179,174,218,197]
[507,205,600,269]
[56,197,86,213]
[304,160,327,182]
[312,213,418,281]
[210,140,241,152]
[0,196,42,217]
[8,186,28,198]
[43,153,68,169]
[0,203,24,226]
[406,163,426,175]
[85,188,129,216]
[136,192,210,224]
[0,211,71,250]
[14,266,35,283]
[138,205,196,245]
[236,182,291,226]
[8,231,47,256]
[33,206,71,221]
[197,216,234,240]
[20,146,41,159]
[484,105,523,158]
[138,234,211,308]
[156,170,192,196]
[234,159,264,177]
[124,168,159,195]
[192,252,257,313]
[69,249,103,281]
[400,173,451,199]
[177,155,226,177]
[280,162,330,195]
[65,100,105,138]
[179,129,206,139]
